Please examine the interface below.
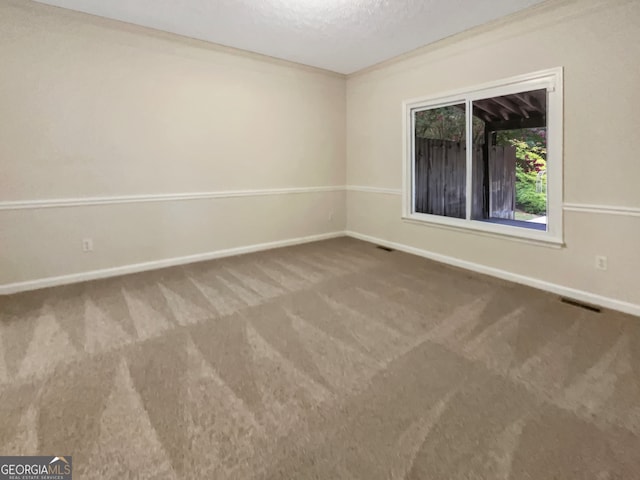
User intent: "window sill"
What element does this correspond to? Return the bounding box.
[401,214,564,248]
[478,217,547,231]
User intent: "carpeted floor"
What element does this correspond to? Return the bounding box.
[1,237,639,479]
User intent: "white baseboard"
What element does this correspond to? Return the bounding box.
[345,230,640,318]
[0,231,344,295]
[3,229,638,318]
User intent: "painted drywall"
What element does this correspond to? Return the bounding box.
[0,0,346,284]
[346,0,640,306]
[2,0,639,313]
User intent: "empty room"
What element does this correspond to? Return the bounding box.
[1,0,639,478]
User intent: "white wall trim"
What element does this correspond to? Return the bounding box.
[0,186,344,211]
[0,231,344,295]
[563,203,640,218]
[4,228,638,317]
[346,185,402,195]
[401,215,564,248]
[346,186,640,219]
[4,186,636,218]
[345,230,640,318]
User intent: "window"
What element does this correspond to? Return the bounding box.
[403,68,563,244]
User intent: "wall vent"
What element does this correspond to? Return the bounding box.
[560,298,601,313]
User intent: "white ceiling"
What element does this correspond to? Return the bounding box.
[34,0,546,74]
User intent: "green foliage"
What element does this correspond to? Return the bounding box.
[414,106,466,141]
[414,106,486,143]
[496,128,547,174]
[498,128,548,215]
[516,165,547,214]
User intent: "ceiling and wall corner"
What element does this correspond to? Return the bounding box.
[32,0,547,74]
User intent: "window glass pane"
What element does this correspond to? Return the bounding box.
[413,104,466,219]
[470,89,547,231]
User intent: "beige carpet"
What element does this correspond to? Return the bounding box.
[1,237,639,479]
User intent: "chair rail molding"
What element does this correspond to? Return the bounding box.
[345,185,403,195]
[563,203,640,217]
[345,186,639,218]
[3,185,637,218]
[0,186,344,211]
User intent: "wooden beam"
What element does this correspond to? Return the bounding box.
[515,92,544,114]
[514,93,536,109]
[487,115,546,131]
[510,98,532,119]
[491,97,522,116]
[474,111,492,123]
[493,96,534,119]
[519,108,531,119]
[473,101,502,118]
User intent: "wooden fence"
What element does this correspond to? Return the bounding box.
[414,138,516,219]
[488,144,516,219]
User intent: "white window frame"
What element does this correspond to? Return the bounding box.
[402,67,564,246]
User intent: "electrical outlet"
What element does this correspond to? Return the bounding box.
[82,238,94,253]
[595,255,607,271]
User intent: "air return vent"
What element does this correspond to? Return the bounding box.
[560,298,601,313]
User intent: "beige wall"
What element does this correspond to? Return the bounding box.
[2,0,639,312]
[346,0,640,306]
[0,0,346,285]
